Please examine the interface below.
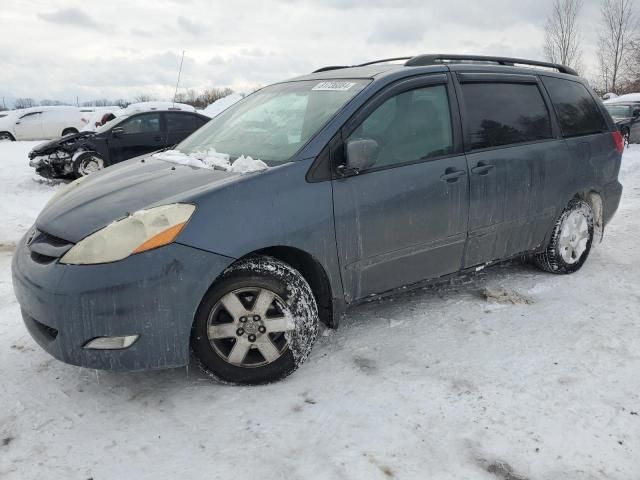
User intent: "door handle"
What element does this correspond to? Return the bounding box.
[440,169,466,183]
[153,135,162,141]
[471,163,495,175]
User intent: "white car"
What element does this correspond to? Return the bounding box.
[0,106,87,141]
[79,106,124,132]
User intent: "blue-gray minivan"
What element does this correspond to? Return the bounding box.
[12,55,624,384]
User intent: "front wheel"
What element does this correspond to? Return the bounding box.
[191,256,319,385]
[535,199,594,274]
[0,132,14,141]
[72,152,104,177]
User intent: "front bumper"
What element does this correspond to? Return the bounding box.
[12,231,234,371]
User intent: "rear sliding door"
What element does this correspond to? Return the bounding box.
[455,73,570,267]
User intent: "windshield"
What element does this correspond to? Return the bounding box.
[178,79,369,163]
[606,104,632,118]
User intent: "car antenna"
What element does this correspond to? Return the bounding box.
[172,50,185,108]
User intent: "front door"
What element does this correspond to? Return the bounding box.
[14,112,43,140]
[108,112,166,164]
[332,76,469,302]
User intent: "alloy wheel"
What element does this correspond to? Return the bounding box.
[206,287,294,367]
[558,210,590,264]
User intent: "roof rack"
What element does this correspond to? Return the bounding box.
[312,54,578,76]
[312,57,412,73]
[404,54,578,76]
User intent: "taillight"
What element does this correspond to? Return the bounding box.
[612,131,624,154]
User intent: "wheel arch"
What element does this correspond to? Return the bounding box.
[62,127,79,136]
[0,131,15,141]
[242,246,336,329]
[573,190,604,244]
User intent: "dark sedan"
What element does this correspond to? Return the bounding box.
[29,110,210,178]
[605,102,640,145]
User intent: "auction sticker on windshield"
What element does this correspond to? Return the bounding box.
[312,81,357,91]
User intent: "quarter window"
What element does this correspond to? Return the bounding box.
[461,82,552,150]
[542,76,607,137]
[347,85,453,170]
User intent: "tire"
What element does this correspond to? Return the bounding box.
[622,127,631,147]
[72,152,104,177]
[191,255,319,385]
[0,132,14,141]
[535,199,594,274]
[62,128,78,137]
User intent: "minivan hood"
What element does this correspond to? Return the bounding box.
[36,157,239,243]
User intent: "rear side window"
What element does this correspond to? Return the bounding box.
[461,82,552,150]
[167,113,199,131]
[120,113,161,134]
[542,77,607,137]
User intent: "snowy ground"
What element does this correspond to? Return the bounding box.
[1,142,639,479]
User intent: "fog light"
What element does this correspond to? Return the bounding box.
[83,335,139,350]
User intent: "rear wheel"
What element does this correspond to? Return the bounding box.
[622,127,631,147]
[191,256,319,385]
[535,199,594,274]
[72,152,104,177]
[0,132,14,141]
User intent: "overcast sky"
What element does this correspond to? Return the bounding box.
[1,0,607,107]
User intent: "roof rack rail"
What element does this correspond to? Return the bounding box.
[404,54,578,76]
[356,57,413,67]
[312,57,412,74]
[312,65,350,73]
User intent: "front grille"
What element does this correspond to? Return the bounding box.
[30,251,57,264]
[28,229,74,262]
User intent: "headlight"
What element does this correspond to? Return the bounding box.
[60,203,196,265]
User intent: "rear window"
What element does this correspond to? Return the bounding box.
[461,82,552,150]
[542,77,607,137]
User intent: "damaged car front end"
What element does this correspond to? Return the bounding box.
[29,132,103,179]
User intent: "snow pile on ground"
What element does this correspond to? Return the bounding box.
[153,148,268,173]
[1,142,640,479]
[0,141,61,248]
[202,93,243,118]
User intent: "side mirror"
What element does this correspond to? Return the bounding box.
[341,138,379,176]
[112,127,124,137]
[633,108,640,118]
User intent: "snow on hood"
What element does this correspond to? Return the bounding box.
[152,149,268,174]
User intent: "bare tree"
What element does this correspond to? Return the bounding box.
[175,87,233,108]
[598,0,638,93]
[544,0,584,72]
[14,98,36,109]
[40,99,68,106]
[133,94,154,103]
